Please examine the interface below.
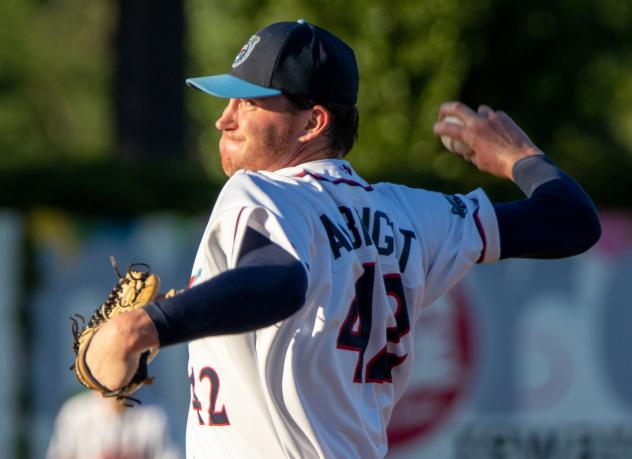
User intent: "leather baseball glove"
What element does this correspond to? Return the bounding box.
[70,257,163,403]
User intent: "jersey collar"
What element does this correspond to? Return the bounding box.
[274,159,371,188]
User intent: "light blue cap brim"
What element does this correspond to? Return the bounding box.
[186,74,282,99]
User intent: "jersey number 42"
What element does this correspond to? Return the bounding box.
[336,262,411,384]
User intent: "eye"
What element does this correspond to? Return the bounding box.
[242,99,256,109]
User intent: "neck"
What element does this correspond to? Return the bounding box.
[280,139,338,169]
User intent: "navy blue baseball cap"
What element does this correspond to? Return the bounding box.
[186,20,359,104]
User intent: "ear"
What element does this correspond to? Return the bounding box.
[298,105,330,142]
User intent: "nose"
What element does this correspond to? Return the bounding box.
[215,99,239,131]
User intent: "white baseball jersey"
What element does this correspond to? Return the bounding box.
[185,159,500,459]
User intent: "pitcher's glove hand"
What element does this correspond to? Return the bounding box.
[70,257,161,403]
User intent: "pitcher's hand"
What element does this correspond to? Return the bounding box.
[433,101,543,180]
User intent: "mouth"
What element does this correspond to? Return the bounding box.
[219,133,244,156]
[221,133,244,143]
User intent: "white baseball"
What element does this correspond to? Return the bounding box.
[440,116,473,156]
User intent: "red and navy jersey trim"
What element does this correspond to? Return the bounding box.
[295,170,374,191]
[473,208,487,263]
[233,206,247,241]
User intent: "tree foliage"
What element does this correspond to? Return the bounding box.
[2,0,632,207]
[0,0,115,166]
[460,0,632,205]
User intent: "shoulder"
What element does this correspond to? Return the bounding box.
[215,170,312,213]
[374,181,491,210]
[56,391,100,416]
[373,182,497,242]
[224,170,299,195]
[125,404,169,429]
[52,392,107,432]
[372,181,447,209]
[236,169,312,189]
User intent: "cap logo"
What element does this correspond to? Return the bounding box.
[232,34,260,68]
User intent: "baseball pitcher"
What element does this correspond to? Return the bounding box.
[79,20,600,459]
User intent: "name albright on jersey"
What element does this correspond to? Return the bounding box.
[320,205,417,272]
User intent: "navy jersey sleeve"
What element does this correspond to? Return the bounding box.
[494,155,601,259]
[144,227,308,347]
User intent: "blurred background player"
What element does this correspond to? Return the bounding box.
[47,391,180,459]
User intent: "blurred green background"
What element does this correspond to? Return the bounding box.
[2,0,631,213]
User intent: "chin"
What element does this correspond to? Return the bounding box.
[220,161,235,177]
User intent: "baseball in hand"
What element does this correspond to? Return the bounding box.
[440,116,473,156]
